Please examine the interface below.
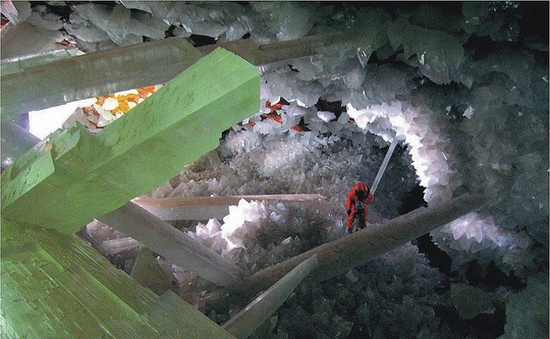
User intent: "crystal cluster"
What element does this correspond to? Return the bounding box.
[432,212,544,277]
[247,243,447,338]
[101,2,548,336]
[346,100,457,205]
[4,2,547,337]
[221,199,267,251]
[3,1,169,51]
[61,86,160,133]
[424,39,549,279]
[66,3,168,50]
[191,199,335,273]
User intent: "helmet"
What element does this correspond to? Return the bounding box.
[356,182,370,199]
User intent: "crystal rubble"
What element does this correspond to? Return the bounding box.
[2,48,260,233]
[202,194,487,309]
[97,202,245,286]
[1,217,235,338]
[222,255,318,339]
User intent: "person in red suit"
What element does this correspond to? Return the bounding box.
[346,182,374,234]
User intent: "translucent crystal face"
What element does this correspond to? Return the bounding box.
[2,2,548,338]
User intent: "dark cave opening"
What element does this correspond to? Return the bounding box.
[464,260,526,290]
[398,185,519,338]
[433,304,506,339]
[399,185,455,275]
[188,34,218,47]
[468,309,507,339]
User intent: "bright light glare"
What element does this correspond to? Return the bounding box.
[28,98,96,139]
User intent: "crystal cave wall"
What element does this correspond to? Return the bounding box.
[1,1,548,338]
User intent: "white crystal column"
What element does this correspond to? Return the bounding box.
[133,194,325,221]
[370,137,399,195]
[223,255,318,339]
[204,194,487,307]
[2,38,202,119]
[97,202,244,286]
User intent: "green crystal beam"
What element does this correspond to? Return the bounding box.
[1,47,260,234]
[1,217,236,338]
[1,31,375,118]
[1,48,258,337]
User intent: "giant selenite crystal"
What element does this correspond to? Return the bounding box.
[1,217,235,338]
[1,48,260,234]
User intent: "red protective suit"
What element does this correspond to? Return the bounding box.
[346,182,374,230]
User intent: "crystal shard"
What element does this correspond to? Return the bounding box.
[450,283,495,320]
[130,247,172,295]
